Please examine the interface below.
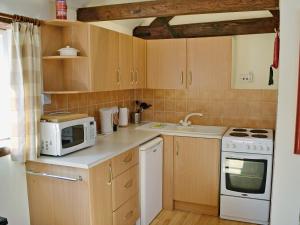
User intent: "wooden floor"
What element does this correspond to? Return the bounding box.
[150,210,256,225]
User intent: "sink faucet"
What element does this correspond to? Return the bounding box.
[179,113,203,127]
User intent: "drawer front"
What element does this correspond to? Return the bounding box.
[112,165,139,210]
[113,195,139,225]
[112,148,138,177]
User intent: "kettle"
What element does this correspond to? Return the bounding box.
[99,107,118,135]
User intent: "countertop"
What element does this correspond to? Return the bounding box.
[32,125,160,169]
[32,122,227,169]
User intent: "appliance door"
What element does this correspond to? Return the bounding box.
[221,152,272,200]
[58,120,89,155]
[139,138,163,225]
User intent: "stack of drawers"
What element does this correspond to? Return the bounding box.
[111,148,140,225]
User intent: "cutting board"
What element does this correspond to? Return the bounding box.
[41,113,89,123]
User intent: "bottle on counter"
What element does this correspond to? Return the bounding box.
[56,0,67,20]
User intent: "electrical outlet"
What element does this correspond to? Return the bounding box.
[240,71,254,83]
[41,94,51,105]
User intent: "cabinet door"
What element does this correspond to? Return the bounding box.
[89,160,113,225]
[90,25,119,91]
[187,37,232,90]
[133,37,146,89]
[119,33,134,90]
[26,163,90,225]
[147,39,187,89]
[173,137,220,208]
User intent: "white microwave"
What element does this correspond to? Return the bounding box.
[41,117,97,156]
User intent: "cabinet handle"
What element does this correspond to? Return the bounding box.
[117,68,120,85]
[123,152,133,163]
[125,210,134,219]
[176,141,179,156]
[26,170,83,182]
[189,71,193,86]
[180,71,184,85]
[124,179,133,189]
[130,69,134,85]
[135,69,138,85]
[107,164,112,185]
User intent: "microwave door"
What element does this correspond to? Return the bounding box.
[61,125,85,149]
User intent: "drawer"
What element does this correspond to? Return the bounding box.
[112,165,139,210]
[113,195,139,225]
[112,148,138,177]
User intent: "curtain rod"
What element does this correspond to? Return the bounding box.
[0,12,41,26]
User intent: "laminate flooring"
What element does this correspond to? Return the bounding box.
[150,210,256,225]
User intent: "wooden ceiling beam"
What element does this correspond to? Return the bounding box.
[77,0,279,22]
[133,17,279,39]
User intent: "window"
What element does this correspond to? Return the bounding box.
[0,29,11,147]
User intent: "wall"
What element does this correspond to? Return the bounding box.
[270,0,300,225]
[138,88,277,129]
[44,90,136,132]
[232,33,279,90]
[0,0,77,21]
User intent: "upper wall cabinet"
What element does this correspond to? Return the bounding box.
[41,20,91,93]
[90,25,120,91]
[187,37,232,90]
[147,39,187,89]
[133,37,146,89]
[147,37,232,90]
[42,20,146,93]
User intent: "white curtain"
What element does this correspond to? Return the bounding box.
[10,22,42,162]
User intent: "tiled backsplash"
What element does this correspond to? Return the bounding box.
[44,90,136,132]
[137,88,278,129]
[43,88,278,131]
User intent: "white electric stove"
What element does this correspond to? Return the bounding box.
[220,127,274,225]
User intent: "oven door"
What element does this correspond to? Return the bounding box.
[221,152,273,200]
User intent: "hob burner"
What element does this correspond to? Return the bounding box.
[230,132,249,137]
[252,134,268,138]
[232,128,247,132]
[250,129,268,134]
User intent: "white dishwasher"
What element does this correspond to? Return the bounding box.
[138,137,163,225]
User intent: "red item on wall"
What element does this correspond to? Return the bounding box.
[56,0,67,20]
[269,31,280,85]
[272,32,280,69]
[294,48,300,155]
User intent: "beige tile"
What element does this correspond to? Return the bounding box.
[165,89,175,100]
[165,112,177,123]
[174,89,187,100]
[154,112,165,122]
[154,89,165,99]
[55,94,68,110]
[67,94,78,110]
[175,100,187,112]
[143,89,154,99]
[165,100,176,112]
[154,99,165,112]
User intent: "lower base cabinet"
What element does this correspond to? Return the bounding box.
[163,135,221,216]
[26,148,139,225]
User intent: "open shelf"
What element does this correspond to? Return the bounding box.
[42,19,83,27]
[43,91,90,95]
[43,56,88,60]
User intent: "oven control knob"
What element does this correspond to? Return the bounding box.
[252,145,257,150]
[246,145,250,150]
[225,143,230,148]
[232,143,236,148]
[259,145,264,151]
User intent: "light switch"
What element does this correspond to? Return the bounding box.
[240,71,254,83]
[41,94,51,105]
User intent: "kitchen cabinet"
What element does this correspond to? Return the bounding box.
[41,20,91,93]
[187,37,232,90]
[173,136,220,216]
[42,20,146,93]
[26,148,139,225]
[119,34,133,89]
[90,25,119,91]
[147,37,232,90]
[162,135,221,216]
[133,37,146,89]
[147,39,187,89]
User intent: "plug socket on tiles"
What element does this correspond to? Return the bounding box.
[240,71,254,83]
